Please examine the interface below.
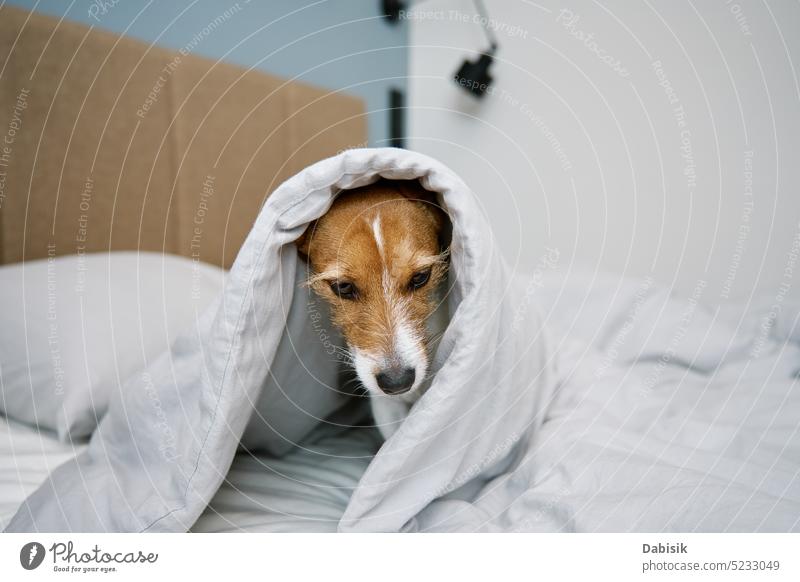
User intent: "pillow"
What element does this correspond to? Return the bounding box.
[0,252,224,441]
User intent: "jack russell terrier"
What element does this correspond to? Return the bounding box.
[297,179,450,439]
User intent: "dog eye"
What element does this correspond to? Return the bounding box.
[408,270,431,291]
[330,280,358,300]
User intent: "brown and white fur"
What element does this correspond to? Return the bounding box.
[297,179,449,439]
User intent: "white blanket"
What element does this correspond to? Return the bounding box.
[417,270,800,532]
[5,148,799,532]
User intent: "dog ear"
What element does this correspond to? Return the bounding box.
[433,206,451,255]
[393,179,437,204]
[295,222,314,258]
[393,180,448,233]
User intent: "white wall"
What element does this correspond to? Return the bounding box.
[409,0,800,309]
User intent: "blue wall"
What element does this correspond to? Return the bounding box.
[5,0,408,146]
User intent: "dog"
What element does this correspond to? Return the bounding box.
[296,179,450,439]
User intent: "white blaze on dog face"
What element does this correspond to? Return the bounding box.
[297,180,448,397]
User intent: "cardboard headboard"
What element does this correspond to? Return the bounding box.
[0,6,366,268]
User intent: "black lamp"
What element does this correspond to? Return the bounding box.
[454,52,495,98]
[454,0,499,98]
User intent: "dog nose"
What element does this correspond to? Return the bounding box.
[375,367,415,395]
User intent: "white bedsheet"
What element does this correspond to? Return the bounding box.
[1,416,380,533]
[193,423,381,533]
[0,419,85,530]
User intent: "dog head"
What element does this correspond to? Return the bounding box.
[297,179,448,397]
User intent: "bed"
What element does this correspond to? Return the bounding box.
[2,260,798,532]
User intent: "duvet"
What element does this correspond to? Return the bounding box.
[6,148,800,532]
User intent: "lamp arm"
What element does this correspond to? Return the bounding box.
[474,0,499,54]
